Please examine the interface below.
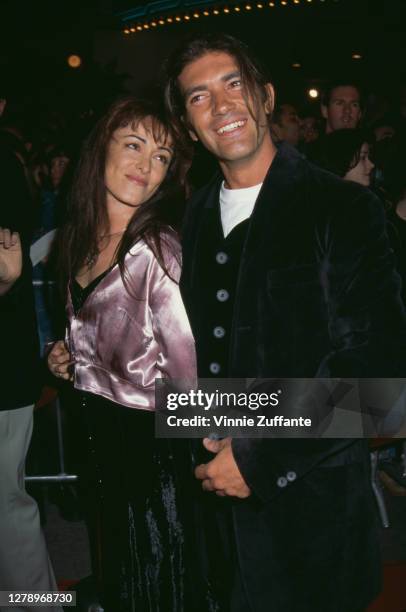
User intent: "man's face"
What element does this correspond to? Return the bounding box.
[178,51,274,170]
[321,86,362,133]
[278,104,300,146]
[300,116,319,144]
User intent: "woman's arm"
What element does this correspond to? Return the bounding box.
[149,237,197,384]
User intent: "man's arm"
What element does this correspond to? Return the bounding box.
[0,228,22,296]
[197,186,406,502]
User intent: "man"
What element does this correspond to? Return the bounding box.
[270,102,301,147]
[0,94,61,610]
[164,34,406,611]
[321,80,363,133]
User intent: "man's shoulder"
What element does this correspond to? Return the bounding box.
[187,173,223,208]
[297,155,382,219]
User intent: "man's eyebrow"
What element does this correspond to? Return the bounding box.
[332,97,359,102]
[183,70,241,99]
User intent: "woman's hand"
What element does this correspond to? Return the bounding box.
[48,340,73,381]
[0,228,22,296]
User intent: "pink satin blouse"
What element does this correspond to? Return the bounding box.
[66,231,197,411]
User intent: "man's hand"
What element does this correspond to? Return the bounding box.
[195,437,251,498]
[47,340,74,381]
[0,227,22,296]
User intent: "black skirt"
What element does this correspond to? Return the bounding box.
[75,391,211,612]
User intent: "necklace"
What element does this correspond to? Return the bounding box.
[99,229,127,239]
[84,230,126,268]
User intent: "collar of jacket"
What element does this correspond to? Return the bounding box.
[183,142,308,285]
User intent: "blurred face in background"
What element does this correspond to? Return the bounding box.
[322,86,362,133]
[274,104,301,146]
[344,142,374,187]
[50,155,70,189]
[374,124,395,142]
[299,116,320,144]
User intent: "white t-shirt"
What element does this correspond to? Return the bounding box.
[219,181,263,238]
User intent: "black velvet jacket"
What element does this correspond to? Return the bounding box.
[181,143,406,611]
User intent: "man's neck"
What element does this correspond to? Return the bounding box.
[219,141,277,189]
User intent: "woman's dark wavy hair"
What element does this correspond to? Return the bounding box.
[58,96,192,292]
[163,32,273,138]
[314,128,371,178]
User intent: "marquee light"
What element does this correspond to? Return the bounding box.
[67,54,82,68]
[121,0,338,36]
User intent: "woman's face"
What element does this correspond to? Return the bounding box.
[344,142,375,187]
[105,117,173,210]
[50,155,70,188]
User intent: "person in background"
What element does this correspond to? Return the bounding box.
[47,96,201,612]
[321,80,364,133]
[312,128,375,188]
[306,80,364,163]
[32,146,71,354]
[270,102,301,147]
[299,113,321,146]
[372,116,397,142]
[0,91,61,611]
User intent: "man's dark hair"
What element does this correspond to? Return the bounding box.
[164,32,272,135]
[321,80,364,109]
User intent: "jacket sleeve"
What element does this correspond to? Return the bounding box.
[149,235,197,386]
[233,187,406,504]
[316,188,406,378]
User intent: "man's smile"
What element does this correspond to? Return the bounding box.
[215,119,247,135]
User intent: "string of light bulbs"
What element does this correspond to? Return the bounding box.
[121,0,338,36]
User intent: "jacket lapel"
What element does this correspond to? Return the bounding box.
[240,143,307,270]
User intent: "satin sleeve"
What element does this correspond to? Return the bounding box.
[149,240,197,387]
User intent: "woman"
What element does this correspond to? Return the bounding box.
[314,128,375,187]
[48,97,199,611]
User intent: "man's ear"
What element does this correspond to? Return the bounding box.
[264,84,275,116]
[0,99,6,118]
[321,104,328,120]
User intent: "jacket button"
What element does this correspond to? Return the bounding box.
[216,251,228,264]
[216,289,229,302]
[213,326,226,338]
[209,362,221,375]
[277,476,288,488]
[286,471,297,482]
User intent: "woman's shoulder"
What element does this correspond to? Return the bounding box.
[159,226,181,259]
[126,227,181,273]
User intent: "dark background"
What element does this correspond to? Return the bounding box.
[1,0,405,117]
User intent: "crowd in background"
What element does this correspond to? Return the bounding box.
[1,50,406,609]
[0,77,405,370]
